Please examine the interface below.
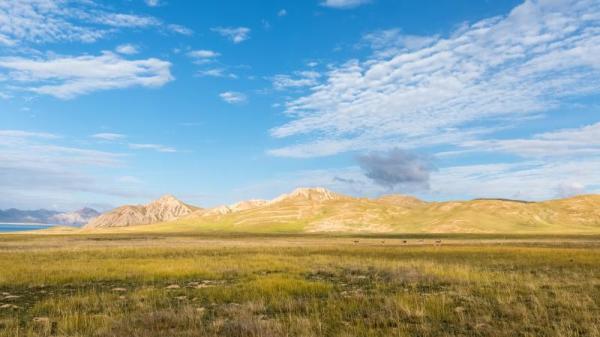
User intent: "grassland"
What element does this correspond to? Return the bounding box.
[1,233,600,336]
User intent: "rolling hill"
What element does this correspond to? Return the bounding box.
[81,188,600,234]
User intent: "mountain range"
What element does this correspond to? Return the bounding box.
[0,207,100,226]
[83,187,600,234]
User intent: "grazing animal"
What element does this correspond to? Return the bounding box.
[381,240,385,244]
[402,240,407,244]
[434,240,442,246]
[353,240,359,244]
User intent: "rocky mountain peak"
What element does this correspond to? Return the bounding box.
[151,194,181,205]
[270,187,344,203]
[84,195,196,229]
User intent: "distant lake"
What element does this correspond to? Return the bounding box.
[0,223,54,233]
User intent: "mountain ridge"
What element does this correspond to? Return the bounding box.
[0,208,99,226]
[82,188,600,234]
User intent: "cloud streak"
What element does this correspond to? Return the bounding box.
[91,133,126,141]
[321,0,371,9]
[0,52,173,99]
[459,122,600,158]
[128,143,177,153]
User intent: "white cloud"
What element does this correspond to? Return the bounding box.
[362,29,438,57]
[145,0,161,7]
[211,27,251,44]
[428,160,600,201]
[556,181,586,197]
[115,44,139,55]
[187,50,220,59]
[0,52,173,99]
[270,0,600,157]
[0,0,190,45]
[196,68,237,79]
[460,122,600,158]
[321,0,371,9]
[272,71,321,90]
[278,9,287,17]
[91,13,160,28]
[91,133,126,141]
[128,143,177,153]
[219,91,247,104]
[0,130,59,140]
[238,158,600,202]
[167,24,193,36]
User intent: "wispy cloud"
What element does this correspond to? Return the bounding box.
[0,130,59,140]
[187,49,221,59]
[128,143,177,153]
[115,44,139,55]
[197,68,237,79]
[0,52,173,99]
[145,0,162,7]
[277,9,287,17]
[321,0,371,9]
[428,160,600,201]
[362,29,438,57]
[187,49,220,62]
[211,26,251,44]
[91,133,126,141]
[271,71,321,90]
[270,0,600,157]
[167,24,193,36]
[0,129,143,209]
[460,122,600,158]
[219,91,247,104]
[0,0,191,46]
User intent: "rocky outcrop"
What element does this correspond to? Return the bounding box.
[269,187,346,204]
[84,195,197,229]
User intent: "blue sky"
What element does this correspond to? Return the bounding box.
[1,0,600,211]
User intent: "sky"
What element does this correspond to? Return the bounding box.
[1,0,600,211]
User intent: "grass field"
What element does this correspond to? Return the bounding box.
[1,233,600,336]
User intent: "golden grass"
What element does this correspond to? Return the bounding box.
[1,234,599,336]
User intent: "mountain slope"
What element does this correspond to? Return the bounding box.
[81,188,600,234]
[136,189,600,234]
[84,195,199,229]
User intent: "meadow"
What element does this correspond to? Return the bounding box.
[1,233,599,336]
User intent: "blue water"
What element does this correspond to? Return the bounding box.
[0,224,54,232]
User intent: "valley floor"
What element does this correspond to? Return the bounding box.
[1,233,600,336]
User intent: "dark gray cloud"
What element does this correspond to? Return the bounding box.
[357,148,432,190]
